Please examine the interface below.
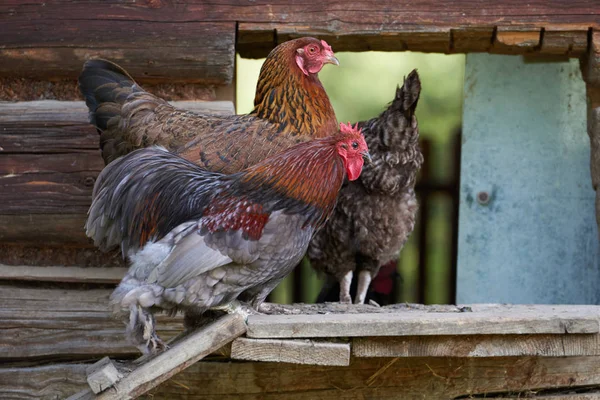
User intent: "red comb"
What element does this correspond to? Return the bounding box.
[339,122,362,135]
[321,40,333,53]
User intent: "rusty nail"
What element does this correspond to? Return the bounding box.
[476,191,490,205]
[83,177,96,187]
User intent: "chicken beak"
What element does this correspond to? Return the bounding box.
[361,151,372,165]
[325,53,340,66]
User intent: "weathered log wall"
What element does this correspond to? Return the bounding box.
[0,101,234,246]
[1,0,598,68]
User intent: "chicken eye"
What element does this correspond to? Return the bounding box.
[351,142,359,149]
[308,46,316,53]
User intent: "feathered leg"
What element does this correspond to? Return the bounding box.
[127,305,167,354]
[339,270,353,304]
[354,270,373,304]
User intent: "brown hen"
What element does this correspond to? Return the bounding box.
[78,37,339,173]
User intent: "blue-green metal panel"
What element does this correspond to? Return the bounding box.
[458,54,600,304]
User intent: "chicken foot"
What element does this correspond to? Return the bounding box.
[339,270,354,303]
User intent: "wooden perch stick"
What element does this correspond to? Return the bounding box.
[67,313,247,400]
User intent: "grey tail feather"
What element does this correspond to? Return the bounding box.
[77,58,140,131]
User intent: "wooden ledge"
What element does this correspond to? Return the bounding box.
[247,304,600,338]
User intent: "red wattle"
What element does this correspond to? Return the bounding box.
[346,159,364,181]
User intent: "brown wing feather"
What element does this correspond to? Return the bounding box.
[79,37,338,171]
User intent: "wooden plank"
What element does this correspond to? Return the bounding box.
[0,364,89,400]
[0,101,234,126]
[246,305,600,338]
[0,21,234,84]
[542,30,589,56]
[353,334,600,358]
[452,27,495,53]
[5,356,600,400]
[0,264,126,284]
[231,338,350,366]
[144,356,600,399]
[69,313,248,400]
[1,1,598,61]
[0,100,234,245]
[0,214,93,246]
[0,285,184,360]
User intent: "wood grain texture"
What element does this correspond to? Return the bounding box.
[0,20,234,84]
[247,305,600,338]
[0,285,184,360]
[0,364,89,400]
[231,338,350,366]
[0,100,234,245]
[4,356,600,400]
[0,0,597,64]
[142,356,600,399]
[0,264,126,283]
[353,334,600,357]
[69,313,248,400]
[86,357,123,394]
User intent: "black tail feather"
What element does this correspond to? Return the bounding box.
[78,59,139,131]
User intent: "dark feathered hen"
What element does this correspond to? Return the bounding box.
[308,70,423,304]
[78,37,339,173]
[86,124,369,353]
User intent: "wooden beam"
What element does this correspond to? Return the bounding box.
[0,100,234,246]
[69,313,247,400]
[0,1,597,65]
[0,264,126,284]
[120,356,600,399]
[0,20,235,84]
[231,338,350,366]
[247,305,600,338]
[353,334,600,358]
[4,356,600,400]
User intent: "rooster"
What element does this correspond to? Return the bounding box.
[78,37,339,173]
[308,70,422,304]
[86,123,370,353]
